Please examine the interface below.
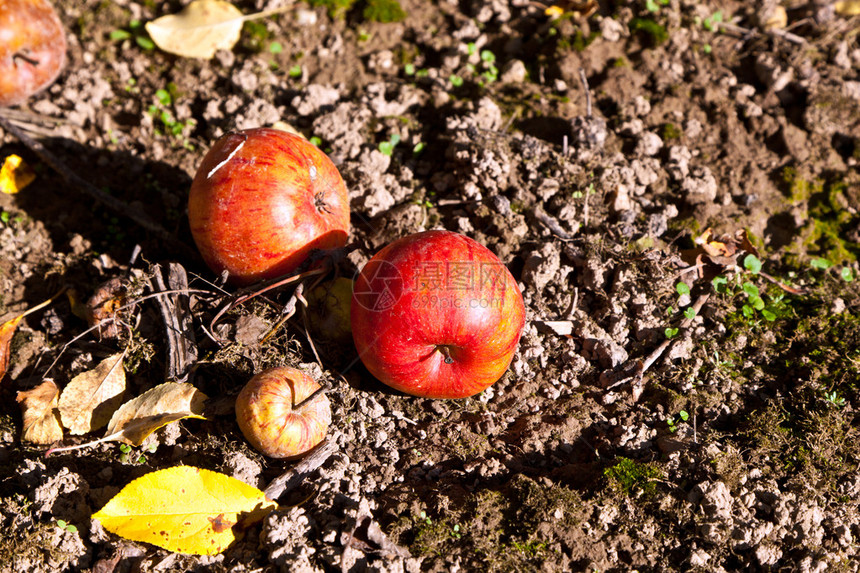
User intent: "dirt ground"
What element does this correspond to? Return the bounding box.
[1,0,860,571]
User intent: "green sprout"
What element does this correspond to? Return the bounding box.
[110,19,154,50]
[667,410,689,433]
[378,133,401,156]
[810,257,832,270]
[56,519,78,533]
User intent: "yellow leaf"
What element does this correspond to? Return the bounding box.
[0,154,35,194]
[93,466,277,555]
[545,5,565,18]
[145,0,292,59]
[835,1,860,16]
[59,353,126,435]
[17,380,63,444]
[104,382,207,446]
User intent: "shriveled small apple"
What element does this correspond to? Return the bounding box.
[188,128,350,285]
[0,0,67,107]
[235,366,331,459]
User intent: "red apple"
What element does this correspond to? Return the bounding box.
[188,128,350,285]
[0,0,66,107]
[351,230,525,399]
[235,366,331,459]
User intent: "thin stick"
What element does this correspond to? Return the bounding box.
[263,438,337,501]
[579,68,592,117]
[640,294,710,373]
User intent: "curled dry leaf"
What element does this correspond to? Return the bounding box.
[92,466,277,555]
[58,352,126,435]
[146,0,243,59]
[85,278,127,339]
[47,382,208,455]
[145,0,292,60]
[17,379,63,444]
[0,154,36,194]
[104,382,207,446]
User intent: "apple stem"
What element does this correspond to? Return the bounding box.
[13,51,40,67]
[294,384,328,409]
[438,346,454,364]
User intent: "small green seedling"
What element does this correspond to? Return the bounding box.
[378,133,401,156]
[824,390,846,408]
[110,19,154,50]
[56,519,78,533]
[810,257,832,270]
[667,410,689,433]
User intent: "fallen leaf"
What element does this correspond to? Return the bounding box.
[59,353,127,435]
[85,278,127,339]
[145,0,291,59]
[0,315,24,383]
[103,382,207,446]
[47,382,207,455]
[17,380,63,444]
[0,154,35,194]
[92,466,277,555]
[835,1,860,16]
[1,291,65,383]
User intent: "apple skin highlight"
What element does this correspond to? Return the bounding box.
[351,230,526,399]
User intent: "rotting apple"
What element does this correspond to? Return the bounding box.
[306,276,354,344]
[235,366,331,459]
[0,0,67,107]
[188,128,350,285]
[351,230,526,399]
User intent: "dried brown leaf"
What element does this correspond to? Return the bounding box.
[59,353,127,435]
[144,0,292,59]
[47,382,208,455]
[0,315,23,383]
[17,380,63,444]
[104,382,208,446]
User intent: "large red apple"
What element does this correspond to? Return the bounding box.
[188,128,350,285]
[351,230,525,399]
[0,0,67,107]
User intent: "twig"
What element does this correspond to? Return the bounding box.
[717,20,807,45]
[209,266,328,342]
[263,438,338,501]
[534,205,573,240]
[579,68,592,118]
[0,115,198,260]
[640,293,710,373]
[151,263,198,382]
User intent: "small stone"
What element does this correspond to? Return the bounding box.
[500,59,527,84]
[635,132,664,157]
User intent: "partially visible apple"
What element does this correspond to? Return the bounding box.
[188,128,350,285]
[305,277,354,344]
[351,230,525,399]
[235,366,331,459]
[0,0,66,107]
